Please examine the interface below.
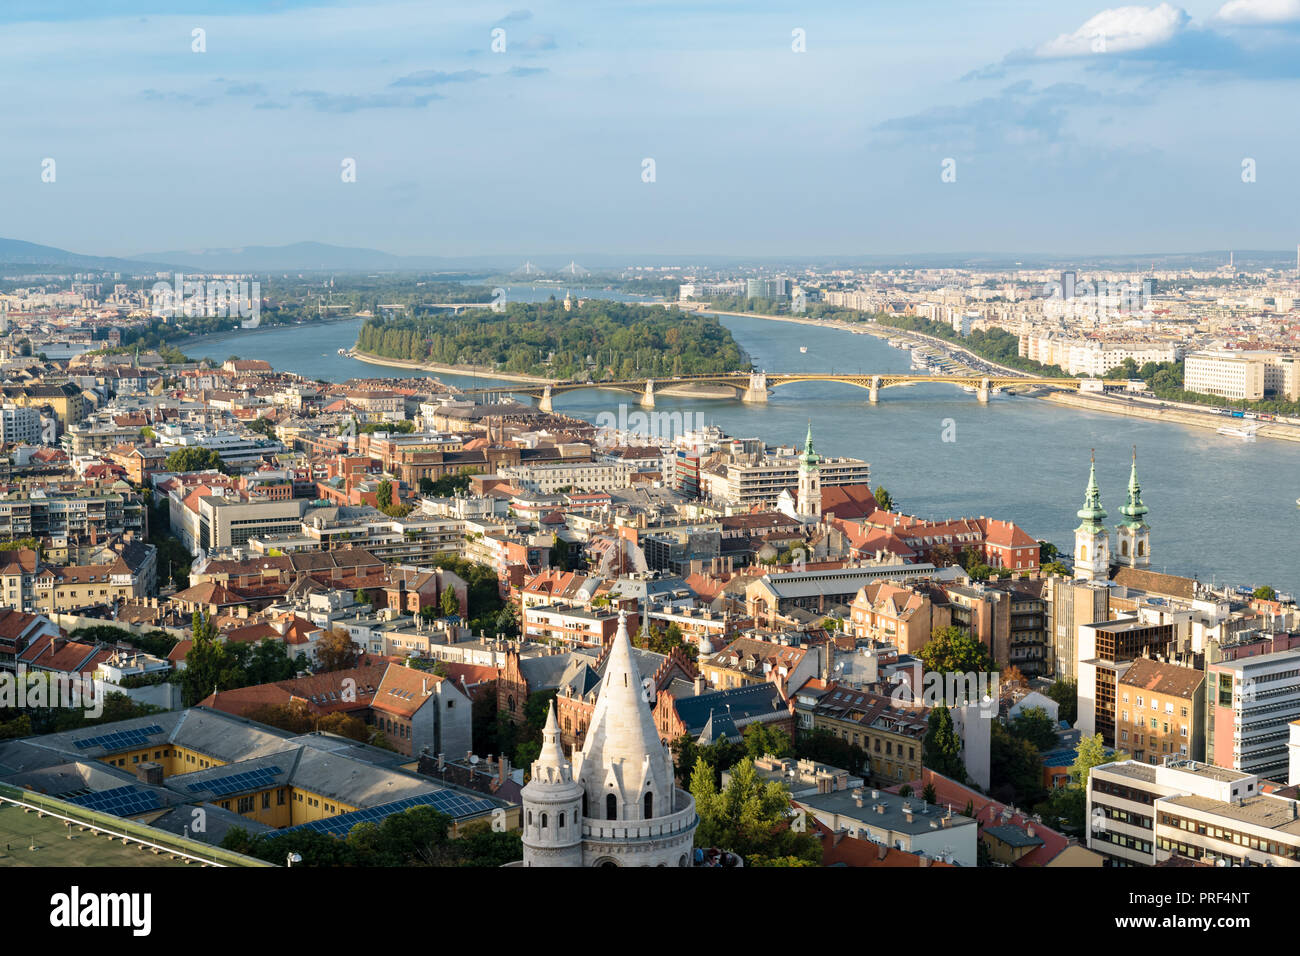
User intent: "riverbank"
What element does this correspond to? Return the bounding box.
[1040,391,1300,443]
[698,307,1300,440]
[347,350,554,384]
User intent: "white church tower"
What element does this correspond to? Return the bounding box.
[1115,446,1150,569]
[1073,450,1110,582]
[795,422,822,522]
[517,609,697,867]
[519,701,585,866]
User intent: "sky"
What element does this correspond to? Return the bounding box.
[4,0,1300,260]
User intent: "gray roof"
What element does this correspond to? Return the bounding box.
[674,683,788,738]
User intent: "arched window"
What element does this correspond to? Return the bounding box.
[1121,540,1129,556]
[606,794,617,820]
[1138,541,1146,556]
[582,793,588,817]
[1080,545,1088,560]
[559,812,565,828]
[643,791,653,819]
[540,812,548,830]
[508,694,516,714]
[527,810,532,825]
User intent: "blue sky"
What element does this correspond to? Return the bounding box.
[4,0,1300,259]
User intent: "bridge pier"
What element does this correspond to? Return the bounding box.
[976,377,990,404]
[538,385,553,414]
[868,375,881,404]
[742,371,768,403]
[640,379,655,409]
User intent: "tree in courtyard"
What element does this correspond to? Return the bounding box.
[1009,706,1059,752]
[1046,678,1078,725]
[689,757,820,864]
[922,706,967,783]
[315,627,361,672]
[920,625,995,677]
[742,722,794,761]
[873,486,895,512]
[440,588,459,618]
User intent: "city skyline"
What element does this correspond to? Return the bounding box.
[7,0,1300,258]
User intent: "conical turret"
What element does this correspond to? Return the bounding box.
[1075,449,1106,533]
[572,609,675,824]
[1119,446,1148,528]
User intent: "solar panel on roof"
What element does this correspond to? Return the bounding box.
[73,724,165,751]
[278,789,498,839]
[184,765,283,797]
[67,785,163,817]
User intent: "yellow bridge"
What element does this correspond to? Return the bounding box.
[460,370,1084,411]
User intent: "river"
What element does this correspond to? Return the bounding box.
[184,291,1300,596]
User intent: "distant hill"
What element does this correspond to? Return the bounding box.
[128,242,517,273]
[0,237,168,274]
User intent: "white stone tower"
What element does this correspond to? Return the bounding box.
[520,701,585,867]
[795,422,822,522]
[568,609,698,867]
[1115,446,1150,569]
[1073,450,1110,582]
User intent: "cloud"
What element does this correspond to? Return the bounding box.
[389,69,488,88]
[507,66,548,77]
[496,9,532,23]
[139,89,212,107]
[1215,0,1300,23]
[520,32,556,50]
[222,82,268,97]
[290,89,443,112]
[1035,3,1190,58]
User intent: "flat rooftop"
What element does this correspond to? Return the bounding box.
[0,803,190,868]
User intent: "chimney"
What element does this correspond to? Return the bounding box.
[436,752,445,771]
[693,675,706,696]
[500,755,509,787]
[877,843,888,861]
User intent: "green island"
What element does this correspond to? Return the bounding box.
[355,299,749,380]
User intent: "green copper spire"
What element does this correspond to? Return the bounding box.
[1075,449,1106,533]
[800,421,819,471]
[1119,446,1148,528]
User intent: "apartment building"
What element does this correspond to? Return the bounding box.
[701,455,870,508]
[0,486,146,543]
[1184,349,1268,401]
[1115,658,1205,763]
[1077,616,1175,744]
[1206,649,1300,781]
[1088,757,1300,867]
[0,404,43,444]
[522,605,634,649]
[499,460,631,494]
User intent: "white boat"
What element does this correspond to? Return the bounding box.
[799,346,808,354]
[1217,423,1258,440]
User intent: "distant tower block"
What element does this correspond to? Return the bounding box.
[1074,450,1110,582]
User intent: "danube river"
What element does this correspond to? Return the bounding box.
[185,294,1300,596]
